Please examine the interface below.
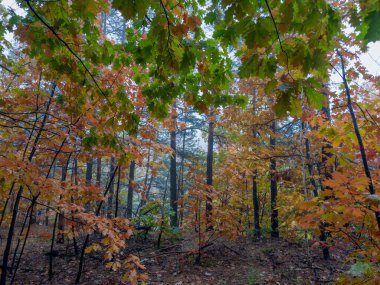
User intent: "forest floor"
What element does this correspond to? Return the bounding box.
[1,224,348,285]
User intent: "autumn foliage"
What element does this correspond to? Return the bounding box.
[0,0,379,284]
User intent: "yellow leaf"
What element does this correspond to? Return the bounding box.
[122,272,129,283]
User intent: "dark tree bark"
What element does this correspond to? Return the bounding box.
[319,87,332,260]
[57,158,69,244]
[126,160,136,218]
[0,83,56,285]
[270,120,279,238]
[179,129,186,226]
[206,109,214,229]
[107,157,116,218]
[170,101,178,228]
[115,166,121,218]
[141,148,151,208]
[0,182,15,228]
[137,150,156,214]
[337,50,380,229]
[10,195,38,285]
[45,163,57,226]
[71,159,79,254]
[252,172,260,237]
[157,173,169,249]
[96,157,101,187]
[49,210,59,280]
[86,159,93,186]
[251,94,260,237]
[304,131,319,197]
[10,202,34,274]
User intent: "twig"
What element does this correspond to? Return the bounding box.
[264,0,294,81]
[24,0,111,105]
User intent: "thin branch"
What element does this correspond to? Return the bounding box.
[353,102,380,130]
[0,63,14,74]
[264,0,294,81]
[24,0,111,105]
[160,0,172,54]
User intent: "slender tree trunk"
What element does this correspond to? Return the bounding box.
[270,120,279,238]
[86,159,93,185]
[126,160,135,218]
[320,88,332,260]
[57,159,69,244]
[0,186,23,283]
[170,101,178,228]
[101,11,107,35]
[115,166,121,218]
[96,157,101,187]
[252,172,260,237]
[0,84,56,285]
[107,157,116,218]
[337,50,380,228]
[10,201,34,273]
[179,129,186,226]
[300,121,309,201]
[10,195,38,285]
[321,88,333,184]
[0,90,41,227]
[137,151,156,214]
[157,173,169,249]
[49,210,59,280]
[71,158,79,254]
[141,148,151,208]
[251,93,260,237]
[45,163,57,226]
[76,166,118,284]
[0,182,15,228]
[206,109,214,230]
[305,134,319,197]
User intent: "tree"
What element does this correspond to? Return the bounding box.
[1,0,379,284]
[169,101,178,228]
[206,108,215,228]
[270,120,279,238]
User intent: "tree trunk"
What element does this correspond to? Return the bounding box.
[86,159,93,186]
[76,166,118,283]
[170,101,178,228]
[305,134,319,197]
[10,195,38,285]
[337,50,380,229]
[251,93,260,237]
[270,120,279,238]
[0,83,56,285]
[141,147,151,208]
[57,158,69,244]
[115,166,121,218]
[179,129,186,226]
[320,87,332,260]
[107,157,116,218]
[206,109,214,229]
[96,157,101,187]
[252,172,260,237]
[126,160,136,218]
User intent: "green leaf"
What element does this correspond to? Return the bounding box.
[362,11,380,44]
[274,91,292,117]
[305,87,324,109]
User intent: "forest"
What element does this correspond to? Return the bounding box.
[0,0,379,284]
